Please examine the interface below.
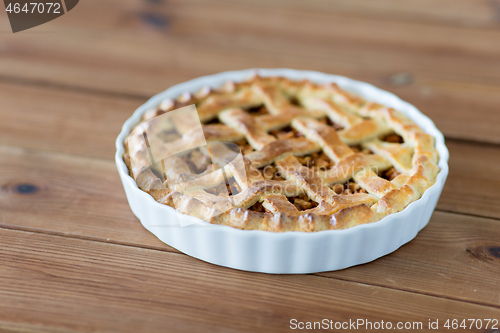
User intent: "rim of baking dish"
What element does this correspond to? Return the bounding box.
[115,68,449,239]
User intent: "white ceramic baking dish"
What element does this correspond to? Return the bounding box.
[115,69,449,274]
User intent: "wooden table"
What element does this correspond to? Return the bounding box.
[1,0,499,331]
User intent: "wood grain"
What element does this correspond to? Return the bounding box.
[0,78,499,171]
[1,145,500,308]
[220,0,500,28]
[0,0,499,142]
[0,1,499,329]
[0,80,499,219]
[0,145,174,252]
[320,211,500,307]
[0,228,499,333]
[439,141,500,219]
[0,82,144,160]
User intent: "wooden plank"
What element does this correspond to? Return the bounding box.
[157,0,500,57]
[0,228,499,333]
[0,82,499,219]
[0,145,175,253]
[0,79,499,168]
[1,145,500,307]
[439,141,500,219]
[319,211,500,307]
[222,0,500,28]
[3,0,500,82]
[0,1,500,142]
[0,82,144,160]
[386,80,500,144]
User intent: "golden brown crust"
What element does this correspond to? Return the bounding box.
[125,76,440,232]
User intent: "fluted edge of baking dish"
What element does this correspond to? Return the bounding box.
[115,68,449,274]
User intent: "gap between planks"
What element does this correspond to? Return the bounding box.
[1,224,499,312]
[1,143,500,308]
[212,0,500,30]
[2,207,499,253]
[0,226,499,333]
[433,209,500,222]
[0,74,150,102]
[0,74,499,150]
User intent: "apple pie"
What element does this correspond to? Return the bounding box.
[124,76,439,232]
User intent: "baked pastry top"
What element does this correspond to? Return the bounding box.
[124,76,439,232]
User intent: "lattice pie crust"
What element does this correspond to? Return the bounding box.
[124,76,439,232]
